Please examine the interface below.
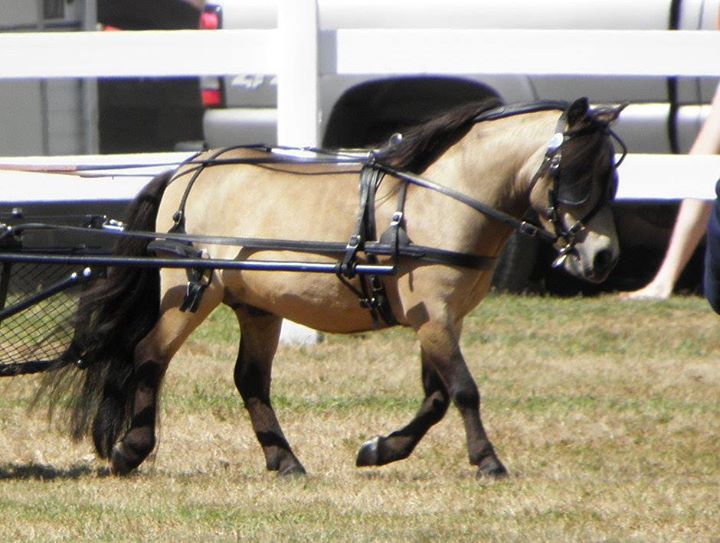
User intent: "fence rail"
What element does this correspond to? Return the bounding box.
[2,29,720,79]
[0,29,276,79]
[1,152,719,203]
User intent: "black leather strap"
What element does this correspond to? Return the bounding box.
[337,165,400,327]
[339,165,382,278]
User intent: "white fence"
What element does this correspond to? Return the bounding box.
[2,1,719,343]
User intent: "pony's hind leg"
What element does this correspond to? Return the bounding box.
[356,351,450,467]
[110,276,223,475]
[232,305,306,476]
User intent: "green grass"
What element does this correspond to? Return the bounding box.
[0,293,718,541]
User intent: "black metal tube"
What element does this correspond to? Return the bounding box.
[0,252,396,276]
[0,268,92,323]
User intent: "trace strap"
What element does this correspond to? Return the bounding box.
[336,165,399,327]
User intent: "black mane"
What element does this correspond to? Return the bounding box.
[377,97,504,173]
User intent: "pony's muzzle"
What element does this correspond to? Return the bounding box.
[559,242,618,284]
[574,246,618,283]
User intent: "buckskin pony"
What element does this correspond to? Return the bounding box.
[41,97,625,478]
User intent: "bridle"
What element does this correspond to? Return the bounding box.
[525,108,626,268]
[376,102,626,269]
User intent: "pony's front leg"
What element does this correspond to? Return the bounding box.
[415,318,506,478]
[356,351,450,467]
[233,306,306,476]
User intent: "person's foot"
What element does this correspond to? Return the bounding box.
[618,283,672,301]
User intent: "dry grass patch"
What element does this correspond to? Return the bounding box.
[0,294,718,541]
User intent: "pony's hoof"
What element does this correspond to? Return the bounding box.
[278,463,307,477]
[476,456,508,479]
[110,444,139,476]
[356,436,381,467]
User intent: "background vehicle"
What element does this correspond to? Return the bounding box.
[0,0,204,157]
[97,0,205,153]
[202,0,720,154]
[201,0,720,294]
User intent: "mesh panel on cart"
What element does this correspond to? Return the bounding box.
[0,262,87,364]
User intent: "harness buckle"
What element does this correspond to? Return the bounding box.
[390,211,403,226]
[0,224,12,241]
[101,218,126,232]
[552,245,573,269]
[518,221,540,237]
[346,234,361,250]
[549,154,561,175]
[567,221,586,236]
[338,234,362,278]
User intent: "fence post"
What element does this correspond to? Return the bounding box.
[277,0,322,344]
[277,0,320,146]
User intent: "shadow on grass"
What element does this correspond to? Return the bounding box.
[0,461,110,481]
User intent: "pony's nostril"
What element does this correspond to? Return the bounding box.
[593,249,616,278]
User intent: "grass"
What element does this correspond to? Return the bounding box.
[0,293,718,542]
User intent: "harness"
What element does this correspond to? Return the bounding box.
[156,149,499,327]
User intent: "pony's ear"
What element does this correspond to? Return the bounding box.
[566,97,590,127]
[591,102,628,125]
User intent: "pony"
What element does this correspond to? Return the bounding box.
[41,97,625,478]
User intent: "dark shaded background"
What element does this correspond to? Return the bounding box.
[97,0,203,153]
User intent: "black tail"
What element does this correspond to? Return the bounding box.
[39,172,172,458]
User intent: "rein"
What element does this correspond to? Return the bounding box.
[161,99,618,257]
[373,163,557,244]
